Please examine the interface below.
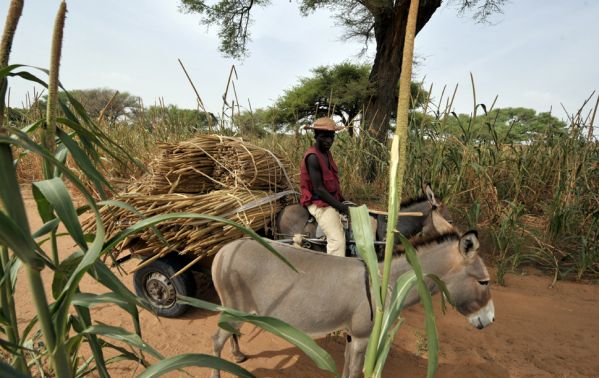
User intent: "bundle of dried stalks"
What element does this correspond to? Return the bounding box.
[134,135,293,194]
[142,135,235,194]
[86,189,285,262]
[86,135,297,274]
[213,139,293,191]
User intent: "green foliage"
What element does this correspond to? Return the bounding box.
[349,205,440,378]
[270,62,372,128]
[141,104,216,135]
[443,107,567,143]
[233,107,273,136]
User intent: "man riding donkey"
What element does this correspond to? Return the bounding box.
[300,117,353,257]
[298,117,452,258]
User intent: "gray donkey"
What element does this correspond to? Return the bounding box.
[210,229,494,378]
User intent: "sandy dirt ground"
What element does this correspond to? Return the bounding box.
[13,187,599,377]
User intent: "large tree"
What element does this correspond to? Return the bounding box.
[271,62,372,134]
[179,0,505,143]
[267,62,428,135]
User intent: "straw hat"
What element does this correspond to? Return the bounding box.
[304,117,345,132]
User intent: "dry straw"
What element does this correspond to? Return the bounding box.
[92,189,284,258]
[86,135,295,274]
[131,134,293,194]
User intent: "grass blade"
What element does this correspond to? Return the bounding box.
[82,324,163,360]
[56,127,110,198]
[138,354,255,378]
[0,358,29,378]
[0,211,44,268]
[33,177,87,249]
[349,205,382,306]
[399,234,439,378]
[71,292,133,313]
[372,319,404,378]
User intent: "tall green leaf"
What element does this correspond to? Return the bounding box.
[349,204,384,375]
[400,234,439,378]
[378,271,417,352]
[71,292,134,315]
[372,319,404,378]
[138,354,255,378]
[33,178,87,249]
[0,212,44,268]
[349,205,382,307]
[56,127,110,198]
[75,305,110,378]
[51,252,83,298]
[81,324,163,360]
[32,218,60,239]
[0,358,29,378]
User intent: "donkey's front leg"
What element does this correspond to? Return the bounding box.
[211,327,231,378]
[346,336,368,378]
[212,322,244,378]
[342,335,353,378]
[230,334,247,363]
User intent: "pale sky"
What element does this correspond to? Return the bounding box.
[3,0,598,122]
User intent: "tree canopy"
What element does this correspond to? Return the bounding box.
[270,62,371,130]
[179,0,506,143]
[265,62,429,135]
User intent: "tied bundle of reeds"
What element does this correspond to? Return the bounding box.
[136,135,293,194]
[143,135,237,194]
[88,189,285,261]
[213,139,293,191]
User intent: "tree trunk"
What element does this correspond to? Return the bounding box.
[364,1,442,144]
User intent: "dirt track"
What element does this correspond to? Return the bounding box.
[14,188,599,377]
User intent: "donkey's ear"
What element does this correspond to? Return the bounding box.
[424,183,441,207]
[459,230,480,258]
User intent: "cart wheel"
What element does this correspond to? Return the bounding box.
[133,255,196,318]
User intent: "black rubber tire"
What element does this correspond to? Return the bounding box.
[133,255,197,318]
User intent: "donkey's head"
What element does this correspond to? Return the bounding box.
[420,183,454,236]
[438,230,494,329]
[388,184,454,249]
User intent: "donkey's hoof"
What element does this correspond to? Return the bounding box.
[234,354,248,363]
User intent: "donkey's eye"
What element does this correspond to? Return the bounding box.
[478,280,489,286]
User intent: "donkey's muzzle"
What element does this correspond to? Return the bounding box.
[467,299,495,329]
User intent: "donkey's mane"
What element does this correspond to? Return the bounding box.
[400,194,428,208]
[401,190,445,208]
[411,230,460,250]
